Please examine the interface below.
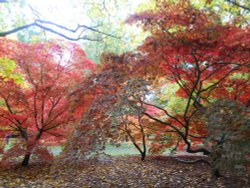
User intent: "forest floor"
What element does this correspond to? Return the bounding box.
[0,155,249,188]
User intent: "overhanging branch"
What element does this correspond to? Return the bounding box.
[0,19,121,41]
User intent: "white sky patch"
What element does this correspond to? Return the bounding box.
[26,0,87,26]
[25,0,146,27]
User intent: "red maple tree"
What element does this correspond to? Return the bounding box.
[0,38,95,166]
[126,0,250,155]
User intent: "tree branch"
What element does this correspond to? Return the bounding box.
[0,19,121,41]
[141,100,185,127]
[225,0,250,12]
[142,111,184,138]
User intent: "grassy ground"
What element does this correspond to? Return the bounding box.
[104,143,148,156]
[3,141,142,156]
[48,142,149,156]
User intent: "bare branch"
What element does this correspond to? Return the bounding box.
[142,111,184,138]
[141,100,185,127]
[0,19,121,41]
[225,0,250,12]
[188,134,207,139]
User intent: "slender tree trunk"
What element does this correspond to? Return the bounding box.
[123,114,148,161]
[141,151,146,161]
[22,153,31,166]
[21,130,43,166]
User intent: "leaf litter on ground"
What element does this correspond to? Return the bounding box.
[0,155,249,188]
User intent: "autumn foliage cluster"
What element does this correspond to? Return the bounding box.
[0,38,95,166]
[0,0,249,177]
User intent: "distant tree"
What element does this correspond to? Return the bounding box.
[79,0,150,63]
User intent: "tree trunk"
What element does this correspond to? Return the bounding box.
[185,141,210,155]
[141,151,146,161]
[21,153,31,166]
[213,168,222,178]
